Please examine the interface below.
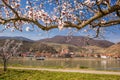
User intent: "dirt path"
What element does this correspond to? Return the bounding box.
[0,67,119,75]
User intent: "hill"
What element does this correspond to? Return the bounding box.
[105,43,120,54]
[0,36,116,54]
[0,36,34,42]
[0,37,58,53]
[39,36,114,48]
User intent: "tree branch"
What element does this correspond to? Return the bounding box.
[101,19,120,27]
[77,5,120,29]
[0,4,120,31]
[92,19,120,27]
[1,0,19,18]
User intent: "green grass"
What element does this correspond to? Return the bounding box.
[0,69,120,80]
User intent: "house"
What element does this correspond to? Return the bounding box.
[100,55,107,59]
[20,52,35,57]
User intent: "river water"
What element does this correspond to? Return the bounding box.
[0,58,120,71]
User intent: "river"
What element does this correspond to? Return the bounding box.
[0,58,120,71]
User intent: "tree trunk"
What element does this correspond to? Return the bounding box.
[3,59,7,71]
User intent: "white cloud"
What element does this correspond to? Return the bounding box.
[26,27,30,32]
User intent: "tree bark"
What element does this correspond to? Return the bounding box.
[3,59,7,71]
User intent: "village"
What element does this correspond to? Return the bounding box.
[19,48,120,60]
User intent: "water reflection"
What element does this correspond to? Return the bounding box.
[0,58,120,71]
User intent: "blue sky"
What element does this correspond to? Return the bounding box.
[0,26,120,43]
[0,0,120,43]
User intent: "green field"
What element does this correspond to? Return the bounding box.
[0,69,120,80]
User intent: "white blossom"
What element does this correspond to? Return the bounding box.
[84,29,88,32]
[58,20,64,30]
[101,19,106,24]
[84,0,91,5]
[84,0,95,7]
[11,27,15,32]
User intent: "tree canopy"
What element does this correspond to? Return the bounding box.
[0,0,120,37]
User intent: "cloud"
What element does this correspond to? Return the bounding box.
[26,27,30,31]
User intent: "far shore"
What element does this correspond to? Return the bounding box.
[8,57,119,61]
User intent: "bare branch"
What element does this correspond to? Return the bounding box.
[95,27,100,38]
[92,19,120,27]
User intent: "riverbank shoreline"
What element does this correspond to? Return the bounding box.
[0,67,120,75]
[8,57,119,61]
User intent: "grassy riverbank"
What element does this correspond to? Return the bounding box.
[0,69,120,80]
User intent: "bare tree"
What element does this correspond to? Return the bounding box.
[0,0,120,36]
[0,39,22,71]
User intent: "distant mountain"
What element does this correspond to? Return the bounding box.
[0,36,118,54]
[39,36,114,48]
[0,36,34,42]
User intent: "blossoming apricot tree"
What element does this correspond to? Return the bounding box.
[0,39,22,71]
[0,0,120,37]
